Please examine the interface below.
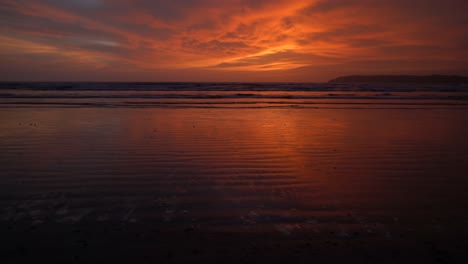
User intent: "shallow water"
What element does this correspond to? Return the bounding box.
[1,106,468,237]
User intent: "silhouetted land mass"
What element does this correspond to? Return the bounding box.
[328,75,468,84]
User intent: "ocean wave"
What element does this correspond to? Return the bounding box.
[1,93,467,101]
[1,101,467,110]
[1,82,468,108]
[1,82,468,92]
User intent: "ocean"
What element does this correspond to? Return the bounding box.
[1,82,468,108]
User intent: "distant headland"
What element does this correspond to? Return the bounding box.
[328,75,468,84]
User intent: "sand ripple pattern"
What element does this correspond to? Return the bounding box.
[1,107,468,238]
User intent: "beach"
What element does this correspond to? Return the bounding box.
[3,0,468,262]
[1,84,468,263]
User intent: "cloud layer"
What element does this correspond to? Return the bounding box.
[1,0,467,81]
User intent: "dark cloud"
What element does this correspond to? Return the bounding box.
[47,0,104,9]
[183,38,259,55]
[301,0,358,14]
[222,23,259,40]
[305,24,386,43]
[107,0,215,21]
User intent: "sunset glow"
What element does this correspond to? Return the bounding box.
[1,0,467,81]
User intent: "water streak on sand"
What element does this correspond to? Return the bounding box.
[1,106,468,237]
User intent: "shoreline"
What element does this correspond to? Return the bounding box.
[1,106,467,263]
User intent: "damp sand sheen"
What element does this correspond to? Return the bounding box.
[1,83,467,263]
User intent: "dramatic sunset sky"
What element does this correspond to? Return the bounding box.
[1,0,467,82]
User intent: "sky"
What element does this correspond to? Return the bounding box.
[1,0,467,82]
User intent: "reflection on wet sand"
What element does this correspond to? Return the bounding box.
[1,107,468,262]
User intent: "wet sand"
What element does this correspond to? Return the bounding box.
[1,107,468,263]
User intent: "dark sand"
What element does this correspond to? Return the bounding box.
[1,107,468,263]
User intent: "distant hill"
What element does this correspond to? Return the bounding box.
[328,75,468,84]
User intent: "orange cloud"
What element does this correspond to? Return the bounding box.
[0,0,467,81]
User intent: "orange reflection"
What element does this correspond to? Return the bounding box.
[2,107,468,234]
